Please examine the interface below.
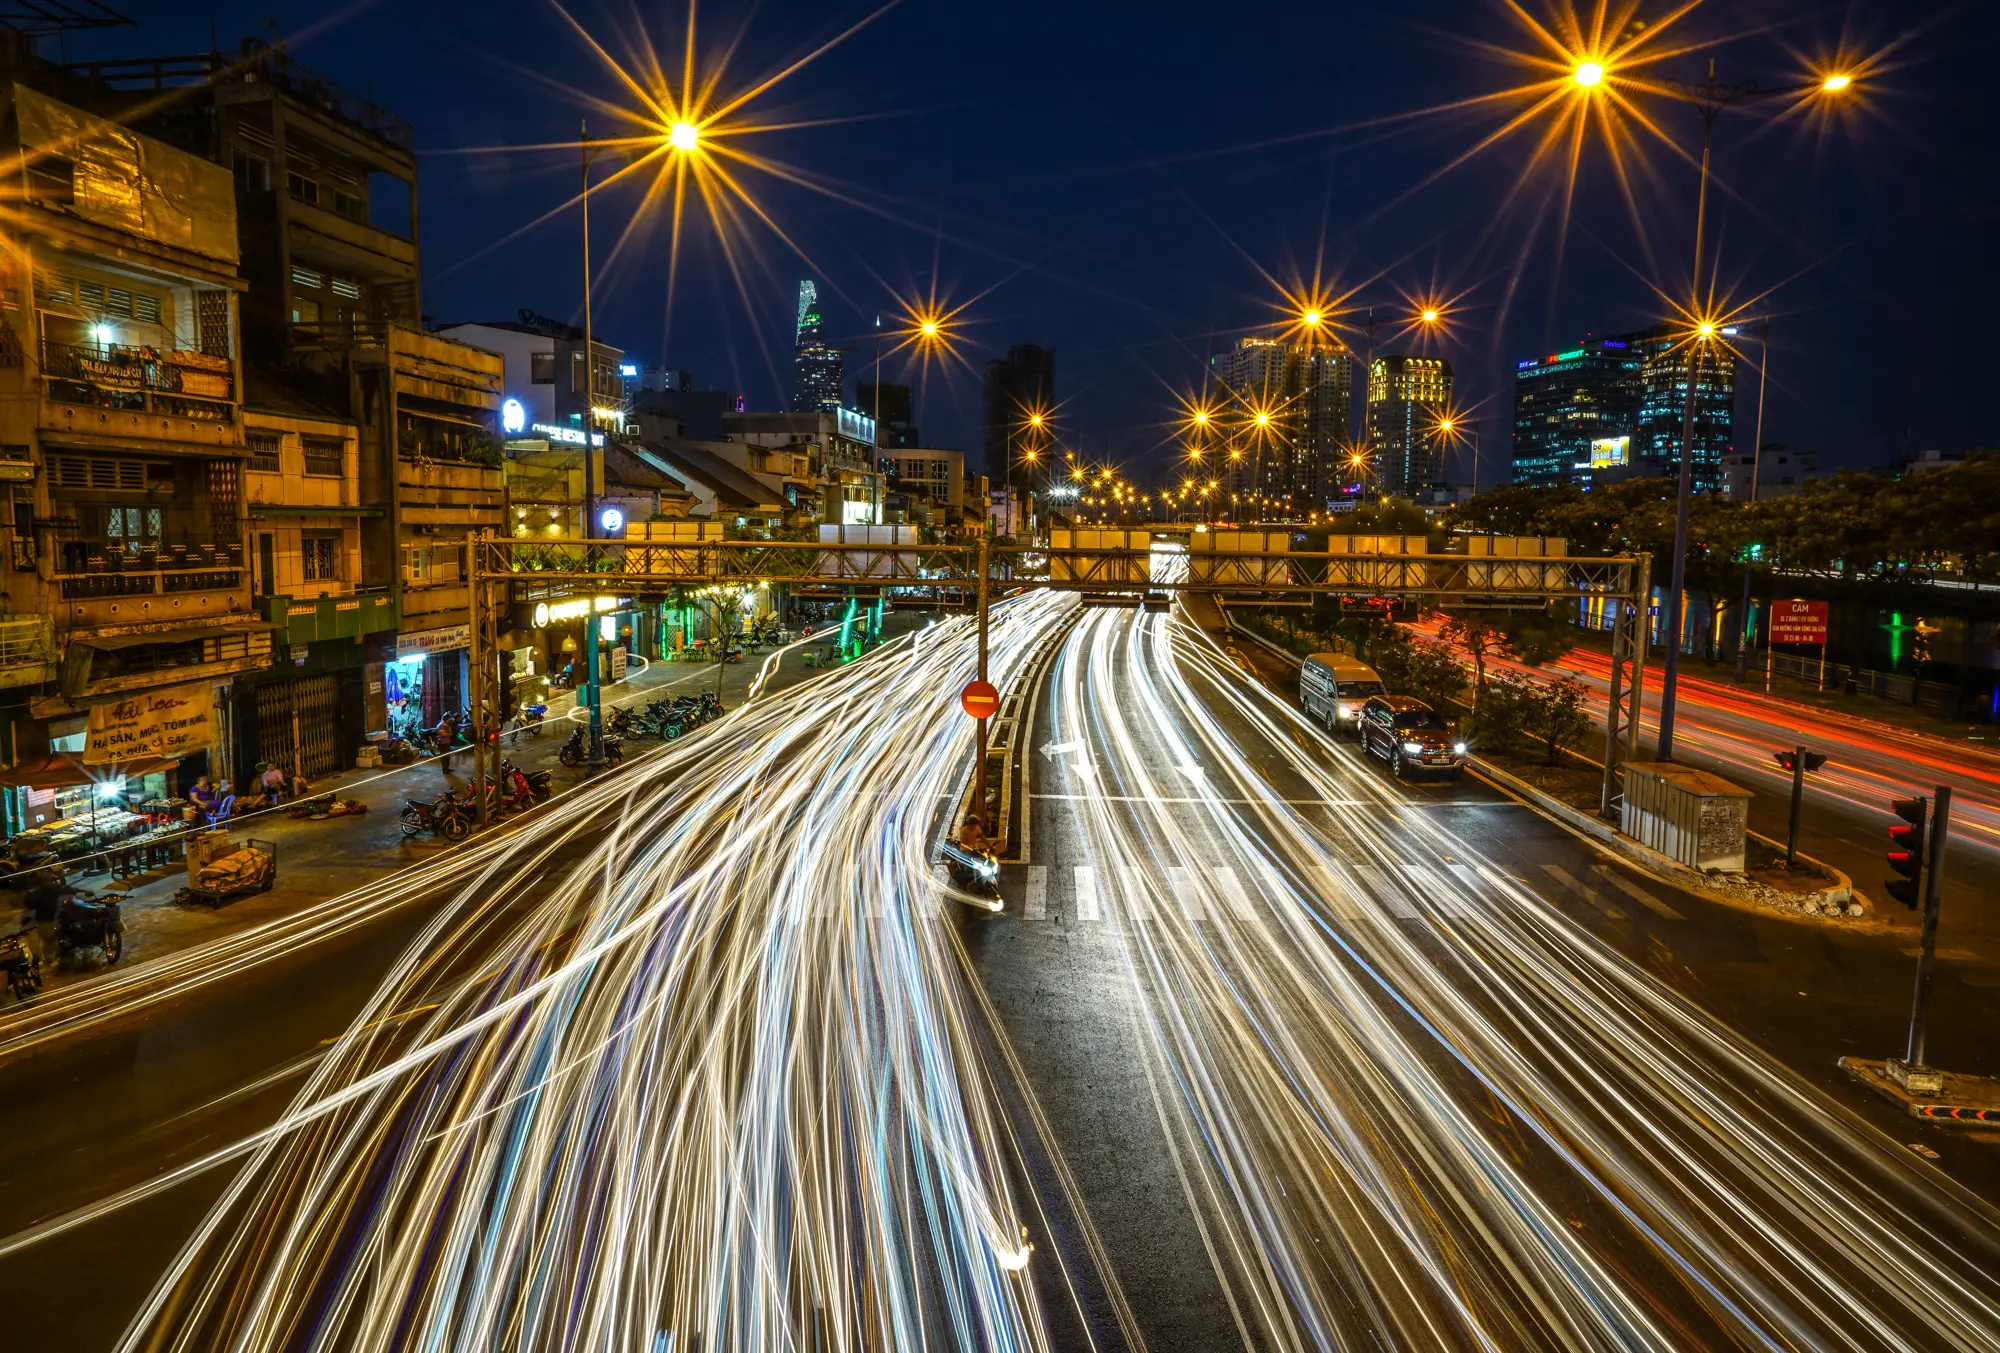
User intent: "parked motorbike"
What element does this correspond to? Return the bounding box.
[399,796,471,843]
[56,891,123,965]
[503,760,554,804]
[558,727,626,767]
[0,928,42,1003]
[512,702,547,740]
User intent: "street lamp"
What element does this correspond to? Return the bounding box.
[1653,61,1836,759]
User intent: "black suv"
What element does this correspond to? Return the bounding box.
[1357,695,1466,780]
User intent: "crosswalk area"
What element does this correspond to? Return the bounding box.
[969,856,1684,928]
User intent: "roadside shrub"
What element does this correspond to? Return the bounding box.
[1523,674,1593,765]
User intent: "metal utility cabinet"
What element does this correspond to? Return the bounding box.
[1620,761,1751,873]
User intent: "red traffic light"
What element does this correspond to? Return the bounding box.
[1774,749,1829,773]
[1885,796,1927,910]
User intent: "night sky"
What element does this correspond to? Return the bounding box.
[70,2,2000,482]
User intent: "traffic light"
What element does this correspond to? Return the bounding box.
[1886,797,1927,910]
[1774,750,1828,773]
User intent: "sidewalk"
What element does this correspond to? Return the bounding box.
[22,616,925,997]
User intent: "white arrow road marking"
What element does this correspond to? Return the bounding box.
[1040,740,1081,759]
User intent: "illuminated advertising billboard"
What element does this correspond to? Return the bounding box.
[1589,435,1630,468]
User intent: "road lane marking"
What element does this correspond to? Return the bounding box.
[1024,865,1048,920]
[1592,865,1685,920]
[1168,865,1206,920]
[1542,864,1626,920]
[1074,866,1099,922]
[1121,866,1154,920]
[1357,866,1419,919]
[1308,865,1364,920]
[1212,866,1254,918]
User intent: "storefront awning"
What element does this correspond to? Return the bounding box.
[0,752,181,791]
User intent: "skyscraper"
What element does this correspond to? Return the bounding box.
[982,345,1055,488]
[1510,336,1643,486]
[791,281,844,412]
[1367,355,1454,499]
[856,380,918,448]
[1628,323,1735,493]
[1207,338,1352,512]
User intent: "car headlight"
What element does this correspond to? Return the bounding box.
[1452,742,1467,755]
[1337,703,1356,718]
[1402,741,1426,755]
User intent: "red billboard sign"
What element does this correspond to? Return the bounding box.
[1769,599,1830,645]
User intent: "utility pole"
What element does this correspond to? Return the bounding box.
[579,118,604,772]
[1735,318,1770,684]
[974,533,991,833]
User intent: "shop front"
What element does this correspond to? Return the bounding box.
[3,679,221,868]
[386,621,469,742]
[518,595,629,692]
[238,589,399,780]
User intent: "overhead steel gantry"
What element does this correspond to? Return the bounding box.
[459,533,1650,823]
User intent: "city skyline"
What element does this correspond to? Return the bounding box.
[49,1,1992,488]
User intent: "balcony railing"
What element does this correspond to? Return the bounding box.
[0,614,55,670]
[67,44,415,150]
[59,570,242,601]
[42,341,236,421]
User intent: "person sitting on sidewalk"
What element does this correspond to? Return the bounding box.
[258,761,289,805]
[187,775,220,818]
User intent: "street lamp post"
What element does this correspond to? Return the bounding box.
[1735,317,1771,683]
[1655,61,1762,762]
[579,119,607,772]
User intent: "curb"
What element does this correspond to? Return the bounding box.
[1463,755,1860,920]
[1839,1056,2000,1125]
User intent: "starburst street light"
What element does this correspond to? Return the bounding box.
[1572,60,1605,87]
[668,120,699,152]
[1821,72,1853,92]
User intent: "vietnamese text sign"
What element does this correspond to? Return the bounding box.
[1769,599,1830,645]
[85,682,213,765]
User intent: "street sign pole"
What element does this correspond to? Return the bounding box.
[1905,785,1953,1074]
[1786,743,1806,865]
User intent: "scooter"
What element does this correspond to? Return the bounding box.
[399,796,471,843]
[500,760,553,805]
[558,727,626,767]
[512,702,547,740]
[0,927,42,1002]
[939,841,1002,911]
[55,891,123,965]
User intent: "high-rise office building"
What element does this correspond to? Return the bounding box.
[856,380,918,448]
[791,280,844,412]
[1629,323,1735,493]
[1207,338,1353,511]
[1510,336,1643,486]
[982,345,1055,488]
[1368,354,1454,498]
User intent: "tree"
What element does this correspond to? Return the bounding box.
[1438,612,1508,722]
[1522,675,1593,765]
[1376,634,1469,717]
[1501,604,1578,669]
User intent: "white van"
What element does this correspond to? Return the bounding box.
[1299,653,1385,734]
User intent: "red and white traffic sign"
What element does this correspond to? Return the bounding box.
[959,680,1000,720]
[1769,599,1830,645]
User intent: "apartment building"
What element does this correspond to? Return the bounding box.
[0,73,260,827]
[81,38,506,755]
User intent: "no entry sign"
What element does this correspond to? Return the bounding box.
[1769,599,1830,645]
[960,680,1000,720]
